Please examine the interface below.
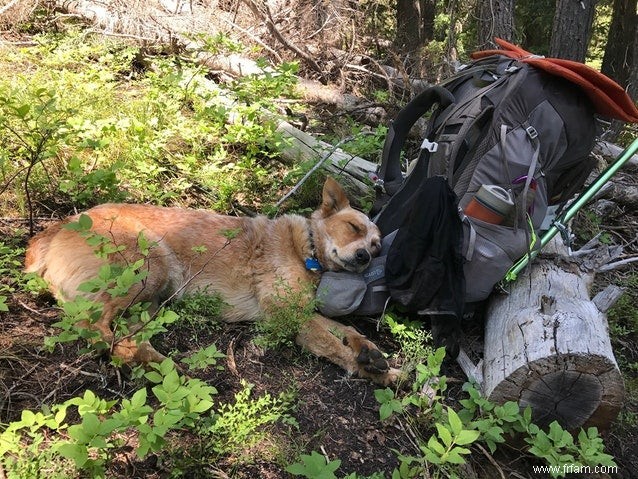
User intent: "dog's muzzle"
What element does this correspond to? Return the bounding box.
[355,248,371,265]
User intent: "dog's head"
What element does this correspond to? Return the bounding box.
[311,177,381,273]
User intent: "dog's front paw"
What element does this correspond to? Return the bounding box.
[356,344,389,374]
[343,336,401,385]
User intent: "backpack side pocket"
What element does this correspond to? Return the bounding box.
[462,217,533,302]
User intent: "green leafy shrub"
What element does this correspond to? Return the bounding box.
[0,29,299,216]
[286,450,341,479]
[371,347,616,478]
[253,279,317,349]
[0,359,216,478]
[202,380,298,458]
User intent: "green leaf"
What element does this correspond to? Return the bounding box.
[15,104,30,118]
[423,448,442,465]
[374,387,394,404]
[427,435,446,455]
[447,407,463,435]
[144,371,163,383]
[436,423,453,448]
[56,443,89,467]
[67,424,91,443]
[444,447,467,465]
[130,388,148,409]
[501,401,520,418]
[20,409,36,427]
[455,429,480,446]
[286,451,341,479]
[523,405,532,424]
[81,412,100,436]
[190,398,214,414]
[78,213,93,230]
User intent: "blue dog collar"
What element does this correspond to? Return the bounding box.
[305,257,322,272]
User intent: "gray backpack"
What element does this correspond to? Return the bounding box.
[318,53,599,317]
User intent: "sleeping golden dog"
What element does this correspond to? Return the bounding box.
[25,177,400,385]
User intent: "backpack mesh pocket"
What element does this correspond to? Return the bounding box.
[462,217,532,302]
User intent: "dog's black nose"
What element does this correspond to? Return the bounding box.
[355,248,371,265]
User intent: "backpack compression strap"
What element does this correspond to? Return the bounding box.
[377,86,455,196]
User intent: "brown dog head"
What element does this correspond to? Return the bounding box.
[310,177,381,273]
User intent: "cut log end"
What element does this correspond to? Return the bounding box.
[482,254,625,432]
[488,355,623,430]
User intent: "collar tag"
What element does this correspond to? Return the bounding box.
[305,257,322,272]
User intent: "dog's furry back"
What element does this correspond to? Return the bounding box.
[25,204,316,323]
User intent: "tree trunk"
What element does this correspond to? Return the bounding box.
[396,0,423,51]
[629,16,638,103]
[480,243,625,430]
[601,0,636,86]
[396,0,439,52]
[422,0,437,42]
[475,0,515,50]
[518,0,555,55]
[601,0,637,142]
[549,0,598,61]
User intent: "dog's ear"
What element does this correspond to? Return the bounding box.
[319,177,350,217]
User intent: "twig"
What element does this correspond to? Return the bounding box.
[396,417,421,453]
[599,255,638,272]
[85,28,157,42]
[241,0,324,77]
[0,0,20,17]
[59,363,107,380]
[218,15,282,62]
[16,300,49,316]
[226,337,240,377]
[475,442,506,479]
[319,445,330,463]
[275,133,375,208]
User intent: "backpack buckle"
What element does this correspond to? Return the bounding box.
[421,139,439,152]
[369,172,386,193]
[525,125,539,139]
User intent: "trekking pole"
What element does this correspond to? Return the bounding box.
[506,136,638,281]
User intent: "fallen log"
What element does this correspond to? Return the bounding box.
[275,120,377,196]
[596,141,638,168]
[480,246,624,430]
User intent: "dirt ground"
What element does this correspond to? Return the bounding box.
[1,182,638,479]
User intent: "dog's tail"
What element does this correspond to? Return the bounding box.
[24,222,65,275]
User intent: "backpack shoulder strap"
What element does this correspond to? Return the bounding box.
[377,86,455,196]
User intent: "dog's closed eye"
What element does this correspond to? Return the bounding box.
[348,222,362,234]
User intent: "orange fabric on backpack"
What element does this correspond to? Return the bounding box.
[471,38,638,123]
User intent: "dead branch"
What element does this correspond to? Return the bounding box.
[239,0,324,78]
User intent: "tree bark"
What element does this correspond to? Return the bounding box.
[421,0,437,42]
[481,242,625,430]
[396,0,423,51]
[629,14,638,103]
[549,0,598,61]
[475,0,515,50]
[274,120,377,196]
[601,0,637,87]
[395,0,438,52]
[600,0,637,141]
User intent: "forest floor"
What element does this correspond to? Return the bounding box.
[2,202,638,479]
